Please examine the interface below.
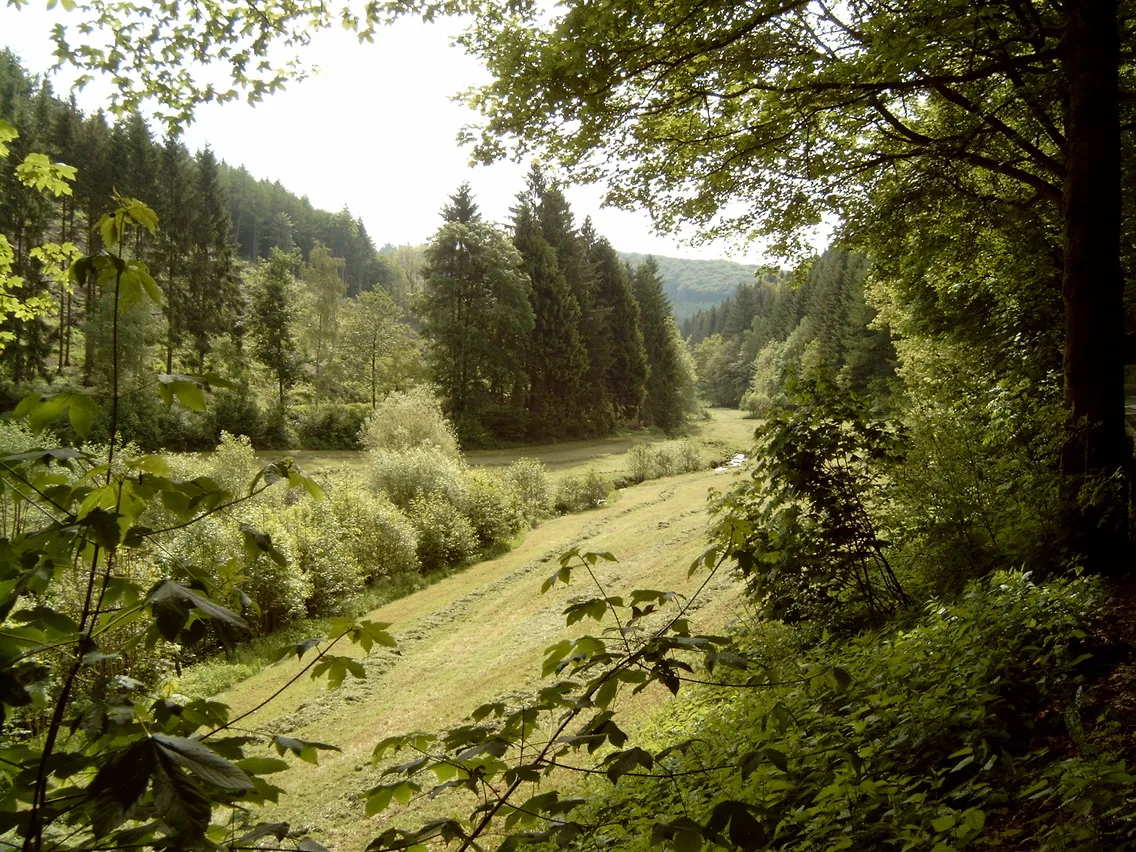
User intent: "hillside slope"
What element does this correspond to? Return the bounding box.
[620,252,763,319]
[210,467,750,849]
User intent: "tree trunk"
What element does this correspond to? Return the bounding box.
[1060,0,1130,571]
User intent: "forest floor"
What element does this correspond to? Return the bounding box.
[206,411,757,848]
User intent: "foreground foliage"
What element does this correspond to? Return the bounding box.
[365,561,1134,851]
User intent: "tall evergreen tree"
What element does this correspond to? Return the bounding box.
[422,184,533,438]
[513,179,587,439]
[589,236,647,422]
[185,146,240,369]
[153,135,194,371]
[633,256,688,432]
[249,248,300,407]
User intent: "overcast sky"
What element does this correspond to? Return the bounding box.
[0,5,766,263]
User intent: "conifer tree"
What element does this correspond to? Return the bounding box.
[513,179,588,439]
[589,236,647,422]
[422,184,533,438]
[633,256,688,432]
[249,248,300,407]
[185,146,240,368]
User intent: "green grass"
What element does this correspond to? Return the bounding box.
[196,463,749,849]
[256,407,756,479]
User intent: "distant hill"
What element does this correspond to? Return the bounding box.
[619,252,764,319]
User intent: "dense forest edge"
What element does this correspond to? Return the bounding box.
[2,0,1136,850]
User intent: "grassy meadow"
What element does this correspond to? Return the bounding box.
[183,409,757,847]
[256,407,754,480]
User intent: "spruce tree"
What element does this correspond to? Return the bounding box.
[185,146,240,369]
[633,256,688,432]
[589,236,647,422]
[423,184,533,438]
[250,248,301,407]
[513,184,588,440]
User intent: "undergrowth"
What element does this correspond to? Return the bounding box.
[533,573,1134,851]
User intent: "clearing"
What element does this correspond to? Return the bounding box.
[209,412,756,849]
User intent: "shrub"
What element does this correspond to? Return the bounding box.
[286,500,363,617]
[366,445,469,509]
[208,431,264,495]
[461,468,526,550]
[236,504,311,633]
[408,492,478,572]
[627,440,705,483]
[360,385,459,458]
[290,403,371,449]
[554,468,613,514]
[714,361,909,628]
[499,457,554,524]
[329,482,420,581]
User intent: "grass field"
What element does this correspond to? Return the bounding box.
[203,409,757,848]
[257,407,756,480]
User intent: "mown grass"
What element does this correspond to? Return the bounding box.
[199,466,749,850]
[257,407,755,478]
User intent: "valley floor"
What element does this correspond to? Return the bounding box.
[210,464,751,849]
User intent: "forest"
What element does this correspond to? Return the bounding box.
[1,1,1135,852]
[0,49,698,449]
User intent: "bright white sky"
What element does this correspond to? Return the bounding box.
[0,4,766,263]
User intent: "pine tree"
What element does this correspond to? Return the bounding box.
[633,256,689,431]
[249,248,301,407]
[185,146,240,369]
[422,185,533,438]
[589,236,647,422]
[513,184,588,439]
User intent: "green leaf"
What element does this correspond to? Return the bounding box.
[86,739,156,837]
[66,392,96,438]
[145,580,249,640]
[604,746,654,783]
[273,735,340,764]
[151,755,211,845]
[236,757,290,775]
[674,830,703,852]
[152,734,253,790]
[931,814,957,832]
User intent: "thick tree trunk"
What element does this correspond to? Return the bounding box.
[1060,0,1130,571]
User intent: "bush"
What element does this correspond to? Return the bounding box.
[360,386,460,457]
[286,499,363,617]
[626,440,705,483]
[290,403,371,449]
[461,469,526,550]
[366,446,469,510]
[329,482,420,581]
[236,504,311,633]
[554,469,613,514]
[714,361,909,628]
[408,492,478,572]
[208,431,263,496]
[500,457,554,524]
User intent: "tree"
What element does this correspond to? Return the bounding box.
[513,173,588,439]
[300,239,346,399]
[634,257,692,432]
[589,236,647,422]
[421,185,534,438]
[185,146,240,369]
[451,0,1130,567]
[249,247,301,407]
[338,287,405,409]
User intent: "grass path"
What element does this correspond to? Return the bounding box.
[213,465,753,849]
